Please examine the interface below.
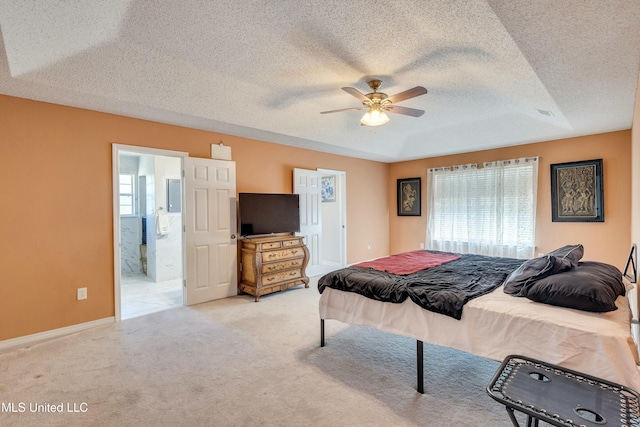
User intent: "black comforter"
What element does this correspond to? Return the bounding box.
[318,253,524,320]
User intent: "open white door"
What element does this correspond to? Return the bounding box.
[293,168,323,277]
[318,169,347,271]
[184,157,237,305]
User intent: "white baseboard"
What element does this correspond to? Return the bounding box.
[0,317,115,351]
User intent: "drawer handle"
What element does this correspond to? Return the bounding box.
[289,272,297,276]
[268,253,277,258]
[266,277,275,282]
[291,250,299,255]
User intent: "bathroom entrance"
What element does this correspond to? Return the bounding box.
[117,148,184,319]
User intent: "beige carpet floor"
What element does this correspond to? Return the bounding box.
[0,277,524,426]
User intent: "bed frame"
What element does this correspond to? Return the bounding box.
[320,247,640,395]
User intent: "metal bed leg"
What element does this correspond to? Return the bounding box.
[417,340,424,394]
[321,320,425,394]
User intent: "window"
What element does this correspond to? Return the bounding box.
[119,174,135,216]
[426,157,538,259]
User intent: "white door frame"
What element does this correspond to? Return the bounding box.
[112,144,188,322]
[318,168,347,268]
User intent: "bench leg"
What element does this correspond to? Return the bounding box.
[504,407,539,427]
[506,408,520,427]
[320,319,325,347]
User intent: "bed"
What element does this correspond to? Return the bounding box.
[318,245,640,393]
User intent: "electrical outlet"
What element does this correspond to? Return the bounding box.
[420,243,425,249]
[77,287,87,300]
[367,242,372,250]
[538,252,545,257]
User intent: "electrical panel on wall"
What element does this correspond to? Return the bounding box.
[167,179,181,213]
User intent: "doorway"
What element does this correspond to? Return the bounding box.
[113,145,187,320]
[294,168,347,277]
[318,169,347,275]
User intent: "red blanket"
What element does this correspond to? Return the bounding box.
[354,250,462,275]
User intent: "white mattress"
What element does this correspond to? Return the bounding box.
[319,284,640,391]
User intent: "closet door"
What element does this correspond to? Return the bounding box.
[184,158,237,304]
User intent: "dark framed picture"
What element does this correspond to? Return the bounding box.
[550,159,603,222]
[397,177,421,216]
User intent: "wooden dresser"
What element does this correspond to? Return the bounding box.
[239,233,310,301]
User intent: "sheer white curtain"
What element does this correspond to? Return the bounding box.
[426,157,538,259]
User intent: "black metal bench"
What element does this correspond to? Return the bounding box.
[487,355,640,427]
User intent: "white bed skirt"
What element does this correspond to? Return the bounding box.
[319,285,640,391]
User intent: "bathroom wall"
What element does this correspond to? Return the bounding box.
[120,217,142,274]
[153,155,182,282]
[119,155,142,275]
[139,154,157,280]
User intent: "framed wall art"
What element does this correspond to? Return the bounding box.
[321,175,335,202]
[550,159,603,222]
[397,177,421,216]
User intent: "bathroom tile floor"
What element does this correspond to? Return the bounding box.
[121,273,183,320]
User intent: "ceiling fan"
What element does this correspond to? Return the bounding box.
[320,79,427,126]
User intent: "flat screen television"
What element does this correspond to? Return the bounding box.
[239,193,300,236]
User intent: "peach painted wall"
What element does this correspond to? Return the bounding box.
[389,131,632,270]
[0,94,389,341]
[232,135,390,261]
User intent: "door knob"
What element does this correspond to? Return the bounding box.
[231,234,236,239]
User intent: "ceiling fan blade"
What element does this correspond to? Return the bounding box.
[385,105,425,117]
[342,87,371,103]
[387,86,427,104]
[320,106,364,114]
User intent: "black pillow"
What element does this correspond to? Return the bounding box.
[546,244,584,267]
[524,261,625,312]
[503,255,573,296]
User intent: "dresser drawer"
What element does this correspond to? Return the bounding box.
[282,238,303,247]
[262,247,305,262]
[262,269,301,285]
[261,258,304,274]
[260,241,282,250]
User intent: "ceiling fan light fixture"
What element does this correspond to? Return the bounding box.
[321,79,426,126]
[361,107,389,126]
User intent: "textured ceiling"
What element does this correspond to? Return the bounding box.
[1,1,639,162]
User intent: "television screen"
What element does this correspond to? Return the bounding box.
[239,193,300,236]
